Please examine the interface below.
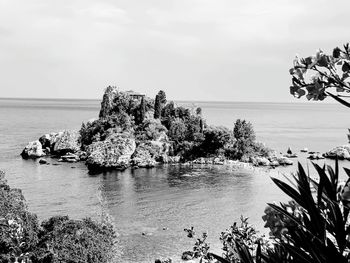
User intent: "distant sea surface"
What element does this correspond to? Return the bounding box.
[1,98,350,262]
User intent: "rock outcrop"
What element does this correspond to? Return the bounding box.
[39,132,64,151]
[308,152,325,160]
[99,86,119,118]
[131,145,156,168]
[39,158,48,164]
[324,145,350,160]
[22,130,81,159]
[21,140,45,158]
[53,130,80,154]
[253,156,271,166]
[276,156,293,165]
[86,132,136,170]
[130,129,172,168]
[58,153,80,163]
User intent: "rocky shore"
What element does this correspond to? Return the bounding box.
[21,130,87,163]
[21,129,296,170]
[23,131,347,171]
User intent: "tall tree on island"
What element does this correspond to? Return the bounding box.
[158,90,167,105]
[154,94,161,119]
[154,90,166,119]
[140,96,146,123]
[134,96,146,124]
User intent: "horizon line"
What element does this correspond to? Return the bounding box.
[0,96,336,105]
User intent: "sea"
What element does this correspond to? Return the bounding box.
[1,98,350,262]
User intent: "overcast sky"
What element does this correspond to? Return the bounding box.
[1,0,350,101]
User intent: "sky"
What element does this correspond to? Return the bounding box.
[1,0,350,102]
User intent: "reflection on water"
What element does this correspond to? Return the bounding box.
[98,165,282,262]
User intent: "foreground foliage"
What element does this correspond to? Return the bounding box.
[183,159,350,262]
[0,171,39,262]
[0,171,115,263]
[35,216,115,263]
[289,43,350,108]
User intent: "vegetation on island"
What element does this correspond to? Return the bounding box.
[22,87,292,169]
[0,170,115,263]
[79,87,274,170]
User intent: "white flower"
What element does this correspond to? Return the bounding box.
[316,49,324,61]
[293,54,301,67]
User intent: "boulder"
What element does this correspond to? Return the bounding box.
[168,156,181,163]
[134,139,170,165]
[39,158,48,164]
[131,145,157,168]
[39,132,63,151]
[193,157,206,164]
[277,156,293,165]
[213,157,225,165]
[49,132,63,147]
[148,131,171,161]
[181,251,194,260]
[283,153,298,158]
[86,132,136,170]
[270,160,280,167]
[59,153,80,163]
[154,258,172,263]
[77,151,88,161]
[53,130,80,155]
[39,134,51,149]
[158,154,168,163]
[240,155,250,163]
[21,140,45,158]
[44,147,51,155]
[308,153,325,160]
[257,157,270,166]
[324,145,350,160]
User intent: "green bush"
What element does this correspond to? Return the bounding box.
[111,91,137,116]
[168,118,187,142]
[0,171,115,263]
[231,119,256,159]
[183,216,267,262]
[35,216,115,263]
[183,115,202,141]
[200,126,232,156]
[80,113,134,148]
[262,160,350,262]
[135,118,168,141]
[160,101,176,129]
[0,171,40,263]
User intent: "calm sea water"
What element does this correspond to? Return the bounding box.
[1,98,350,262]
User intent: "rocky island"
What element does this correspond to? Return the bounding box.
[21,87,295,170]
